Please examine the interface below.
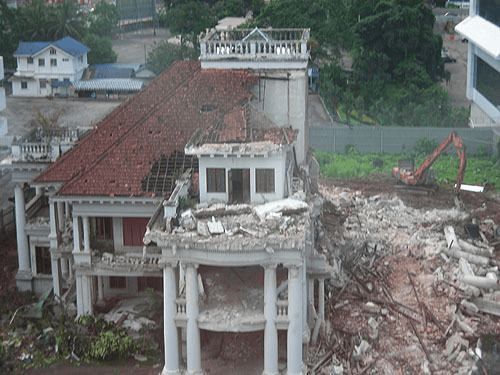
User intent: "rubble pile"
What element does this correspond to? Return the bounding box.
[310,183,500,375]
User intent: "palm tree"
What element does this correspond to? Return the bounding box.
[48,0,84,40]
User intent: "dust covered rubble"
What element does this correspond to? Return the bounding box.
[318,183,469,277]
[314,183,500,375]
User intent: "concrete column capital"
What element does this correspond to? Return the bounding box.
[261,262,278,270]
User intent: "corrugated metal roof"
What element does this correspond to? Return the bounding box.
[90,64,144,79]
[14,36,89,57]
[73,79,144,91]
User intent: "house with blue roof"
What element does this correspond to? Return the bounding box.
[11,36,89,97]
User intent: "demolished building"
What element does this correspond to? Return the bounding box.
[12,27,333,374]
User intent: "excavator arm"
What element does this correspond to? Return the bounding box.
[392,132,467,193]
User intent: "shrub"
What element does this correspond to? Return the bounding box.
[90,329,138,361]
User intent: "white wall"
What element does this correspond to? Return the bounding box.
[198,151,288,205]
[13,47,88,97]
[251,71,308,163]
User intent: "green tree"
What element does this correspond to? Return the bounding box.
[16,0,52,41]
[160,0,217,49]
[147,41,196,74]
[353,0,443,84]
[88,1,120,37]
[48,0,84,39]
[84,34,117,64]
[0,0,17,68]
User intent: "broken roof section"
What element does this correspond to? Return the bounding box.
[35,61,257,197]
[185,105,297,157]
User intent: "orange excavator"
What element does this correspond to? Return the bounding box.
[391,132,467,194]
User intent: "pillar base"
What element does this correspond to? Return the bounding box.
[263,370,280,375]
[285,363,306,375]
[161,367,182,375]
[186,370,204,375]
[15,270,33,292]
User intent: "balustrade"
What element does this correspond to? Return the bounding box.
[276,300,288,319]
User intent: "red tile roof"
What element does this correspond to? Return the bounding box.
[35,61,257,197]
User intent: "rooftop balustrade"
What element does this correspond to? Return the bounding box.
[11,127,86,162]
[199,28,310,69]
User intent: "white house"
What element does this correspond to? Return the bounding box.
[12,28,331,375]
[456,0,500,127]
[11,36,89,97]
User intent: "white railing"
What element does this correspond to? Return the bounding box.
[201,40,306,60]
[11,128,85,162]
[176,298,187,317]
[277,300,288,320]
[199,28,309,62]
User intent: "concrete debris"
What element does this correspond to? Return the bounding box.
[180,209,197,230]
[315,181,500,375]
[253,197,309,221]
[470,298,500,317]
[446,333,468,362]
[367,316,379,340]
[460,275,500,290]
[352,339,370,362]
[207,217,224,234]
[103,296,157,333]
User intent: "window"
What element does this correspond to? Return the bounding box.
[109,276,127,289]
[62,58,69,62]
[138,277,163,292]
[479,0,500,26]
[35,246,51,275]
[51,79,58,87]
[21,81,28,89]
[207,168,226,193]
[38,58,45,66]
[256,168,275,193]
[95,217,113,240]
[63,77,70,82]
[49,47,56,55]
[50,58,57,67]
[476,56,500,108]
[27,57,33,64]
[122,217,149,246]
[39,79,47,89]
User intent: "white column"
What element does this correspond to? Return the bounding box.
[81,275,93,315]
[287,265,303,375]
[97,276,104,302]
[263,264,278,375]
[83,216,90,252]
[186,264,202,375]
[73,216,80,252]
[57,202,65,232]
[64,202,70,220]
[51,256,62,297]
[35,186,43,196]
[162,264,181,375]
[76,274,83,316]
[49,201,61,297]
[14,185,30,274]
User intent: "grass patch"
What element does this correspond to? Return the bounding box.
[315,149,500,191]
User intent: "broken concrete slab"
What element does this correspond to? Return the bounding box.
[253,197,309,221]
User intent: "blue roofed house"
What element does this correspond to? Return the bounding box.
[11,36,89,97]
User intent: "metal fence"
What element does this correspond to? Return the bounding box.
[310,127,499,155]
